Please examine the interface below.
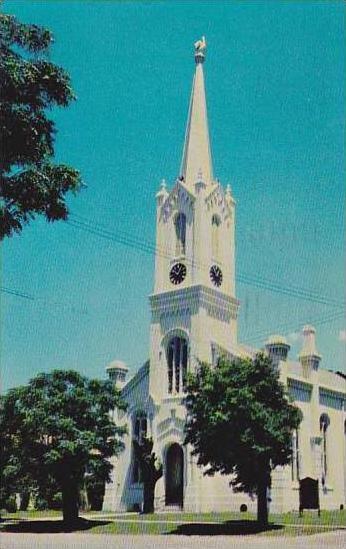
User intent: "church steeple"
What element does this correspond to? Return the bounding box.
[149,39,238,403]
[180,37,213,187]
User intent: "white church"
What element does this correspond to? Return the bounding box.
[103,40,346,514]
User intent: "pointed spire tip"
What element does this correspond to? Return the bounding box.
[180,39,213,186]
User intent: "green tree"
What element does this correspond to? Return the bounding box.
[184,353,302,527]
[0,12,82,239]
[0,370,126,525]
[133,437,163,514]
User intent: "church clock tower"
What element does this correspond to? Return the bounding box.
[149,39,239,402]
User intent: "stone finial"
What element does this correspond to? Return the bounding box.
[265,335,291,366]
[300,325,320,357]
[156,179,168,203]
[106,360,129,388]
[225,183,236,205]
[299,325,321,372]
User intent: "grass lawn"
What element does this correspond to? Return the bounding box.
[1,509,345,537]
[83,509,346,536]
[94,509,345,524]
[1,509,61,519]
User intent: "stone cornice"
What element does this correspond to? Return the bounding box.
[149,285,239,322]
[287,377,313,393]
[122,360,149,398]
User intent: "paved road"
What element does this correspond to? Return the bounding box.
[1,531,345,549]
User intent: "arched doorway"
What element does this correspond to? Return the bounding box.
[165,444,184,507]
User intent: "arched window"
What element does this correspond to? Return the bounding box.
[291,429,300,482]
[134,412,147,443]
[132,412,147,483]
[211,214,221,261]
[320,413,330,485]
[167,336,188,394]
[175,213,186,256]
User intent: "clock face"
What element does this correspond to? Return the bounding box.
[170,263,187,285]
[210,265,223,287]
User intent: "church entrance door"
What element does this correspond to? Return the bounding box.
[165,444,184,507]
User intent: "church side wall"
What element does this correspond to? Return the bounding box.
[318,398,346,509]
[103,370,149,512]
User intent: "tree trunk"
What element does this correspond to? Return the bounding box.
[142,482,155,514]
[257,477,269,528]
[19,491,30,511]
[61,479,79,526]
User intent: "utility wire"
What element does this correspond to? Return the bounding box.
[244,307,344,346]
[0,286,35,301]
[0,286,88,316]
[69,213,342,308]
[4,216,343,321]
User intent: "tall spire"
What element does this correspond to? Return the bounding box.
[180,37,213,187]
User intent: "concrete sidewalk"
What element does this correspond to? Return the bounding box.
[1,531,346,549]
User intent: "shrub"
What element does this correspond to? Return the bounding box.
[51,492,63,510]
[5,496,17,513]
[35,496,48,511]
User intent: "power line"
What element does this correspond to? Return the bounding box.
[4,217,342,317]
[70,213,340,307]
[243,307,345,346]
[0,286,35,301]
[69,213,342,308]
[0,286,88,316]
[236,273,340,307]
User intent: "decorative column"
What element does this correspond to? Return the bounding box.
[310,436,323,482]
[154,179,168,294]
[193,170,208,286]
[179,345,183,394]
[299,325,322,475]
[225,184,236,299]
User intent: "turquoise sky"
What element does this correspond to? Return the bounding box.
[2,0,345,391]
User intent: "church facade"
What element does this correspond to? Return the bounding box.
[103,42,346,514]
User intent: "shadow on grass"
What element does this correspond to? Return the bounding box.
[0,518,112,533]
[168,520,284,536]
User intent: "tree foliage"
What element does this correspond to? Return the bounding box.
[0,370,126,524]
[184,353,302,526]
[133,436,163,514]
[0,12,82,239]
